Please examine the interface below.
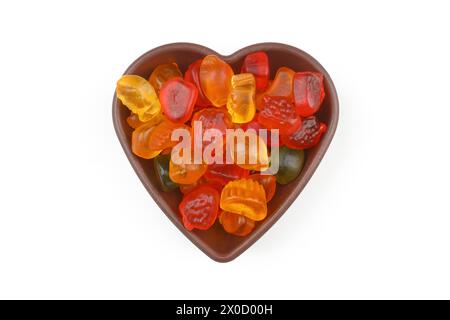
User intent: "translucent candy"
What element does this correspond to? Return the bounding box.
[160,77,197,123]
[169,160,207,185]
[293,72,325,117]
[132,122,161,159]
[127,112,164,129]
[200,55,234,107]
[241,51,269,91]
[146,120,190,154]
[154,154,178,191]
[220,179,267,221]
[227,129,269,171]
[219,211,255,236]
[116,75,161,122]
[148,62,182,93]
[226,73,256,123]
[179,185,219,231]
[264,67,295,99]
[248,174,277,202]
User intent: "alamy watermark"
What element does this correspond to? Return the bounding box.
[170,121,280,174]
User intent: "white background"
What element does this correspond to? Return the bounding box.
[0,0,449,299]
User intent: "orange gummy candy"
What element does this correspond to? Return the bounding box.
[220,179,267,221]
[148,62,182,93]
[227,129,269,171]
[264,67,295,99]
[248,174,277,202]
[132,122,161,159]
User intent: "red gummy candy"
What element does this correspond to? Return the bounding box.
[179,185,219,231]
[160,77,197,123]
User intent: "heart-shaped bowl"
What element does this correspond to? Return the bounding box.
[112,43,339,262]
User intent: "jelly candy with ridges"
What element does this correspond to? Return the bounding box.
[148,62,182,93]
[154,154,178,191]
[200,55,234,107]
[220,179,267,221]
[160,77,197,123]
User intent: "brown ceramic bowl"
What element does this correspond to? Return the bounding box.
[112,43,339,262]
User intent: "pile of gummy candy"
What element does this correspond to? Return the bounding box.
[116,51,327,236]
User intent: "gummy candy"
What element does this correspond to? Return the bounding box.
[293,72,325,117]
[219,211,255,236]
[191,107,233,135]
[154,154,178,191]
[148,62,182,93]
[169,159,207,185]
[116,75,161,122]
[126,112,145,129]
[160,77,197,123]
[204,164,249,186]
[248,174,276,202]
[200,55,234,107]
[220,179,267,221]
[179,185,219,231]
[127,112,164,129]
[146,120,190,155]
[184,59,211,107]
[179,177,223,195]
[227,73,256,123]
[237,119,279,147]
[282,116,327,149]
[116,52,329,236]
[241,51,269,91]
[257,96,301,136]
[264,67,295,99]
[227,129,269,171]
[132,122,161,159]
[276,146,305,184]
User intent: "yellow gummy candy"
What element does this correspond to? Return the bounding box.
[220,179,267,221]
[116,75,161,122]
